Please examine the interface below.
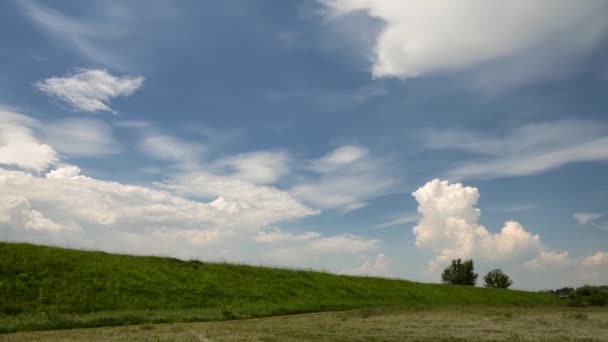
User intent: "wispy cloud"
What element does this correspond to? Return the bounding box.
[21,0,127,69]
[372,213,418,229]
[265,83,387,112]
[36,69,144,113]
[573,212,603,225]
[291,145,400,212]
[44,118,120,157]
[425,120,608,180]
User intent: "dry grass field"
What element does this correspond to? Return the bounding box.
[2,306,607,342]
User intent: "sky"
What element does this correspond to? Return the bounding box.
[1,0,607,290]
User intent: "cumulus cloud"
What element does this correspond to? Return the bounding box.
[425,120,608,180]
[581,252,608,267]
[0,195,63,233]
[0,165,323,261]
[524,250,570,270]
[0,110,58,172]
[343,253,391,277]
[35,69,144,113]
[409,179,608,288]
[291,145,399,212]
[1,111,376,266]
[573,212,603,225]
[322,1,608,80]
[411,179,544,272]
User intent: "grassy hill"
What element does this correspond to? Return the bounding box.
[0,242,557,333]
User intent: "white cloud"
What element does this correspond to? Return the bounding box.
[0,195,64,233]
[310,145,368,173]
[138,133,205,168]
[308,234,378,253]
[291,145,399,211]
[581,252,608,267]
[425,120,608,180]
[524,250,570,270]
[343,253,391,277]
[20,0,171,70]
[0,165,319,260]
[0,110,58,172]
[44,118,119,156]
[46,165,86,179]
[372,213,418,229]
[255,229,321,243]
[0,110,384,273]
[409,179,608,288]
[411,179,543,273]
[322,1,608,80]
[36,69,144,113]
[256,228,379,266]
[573,212,603,225]
[161,171,316,227]
[212,150,290,185]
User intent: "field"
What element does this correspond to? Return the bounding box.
[2,306,607,341]
[0,242,557,334]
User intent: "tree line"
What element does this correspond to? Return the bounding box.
[441,258,607,306]
[440,258,512,288]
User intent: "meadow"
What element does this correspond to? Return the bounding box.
[0,242,559,334]
[2,306,607,341]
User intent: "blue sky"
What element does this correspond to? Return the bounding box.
[1,0,607,289]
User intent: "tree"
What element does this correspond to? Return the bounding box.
[441,258,478,286]
[483,269,513,289]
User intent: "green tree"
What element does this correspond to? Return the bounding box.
[441,259,478,286]
[483,269,513,289]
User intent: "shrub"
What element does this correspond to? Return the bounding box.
[483,269,513,289]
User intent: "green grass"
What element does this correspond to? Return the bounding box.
[0,242,557,333]
[3,306,607,341]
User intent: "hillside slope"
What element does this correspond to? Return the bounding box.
[0,242,556,332]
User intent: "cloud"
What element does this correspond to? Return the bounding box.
[264,83,388,112]
[343,253,391,277]
[372,213,418,229]
[409,179,608,288]
[524,250,570,270]
[44,118,119,157]
[20,0,178,69]
[411,179,544,273]
[211,150,290,185]
[573,212,603,225]
[255,229,321,243]
[310,145,368,173]
[0,110,58,172]
[581,252,608,267]
[291,145,399,212]
[0,164,320,261]
[321,1,608,80]
[35,69,144,113]
[0,111,348,266]
[0,195,64,233]
[256,228,379,265]
[138,133,205,168]
[425,120,608,180]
